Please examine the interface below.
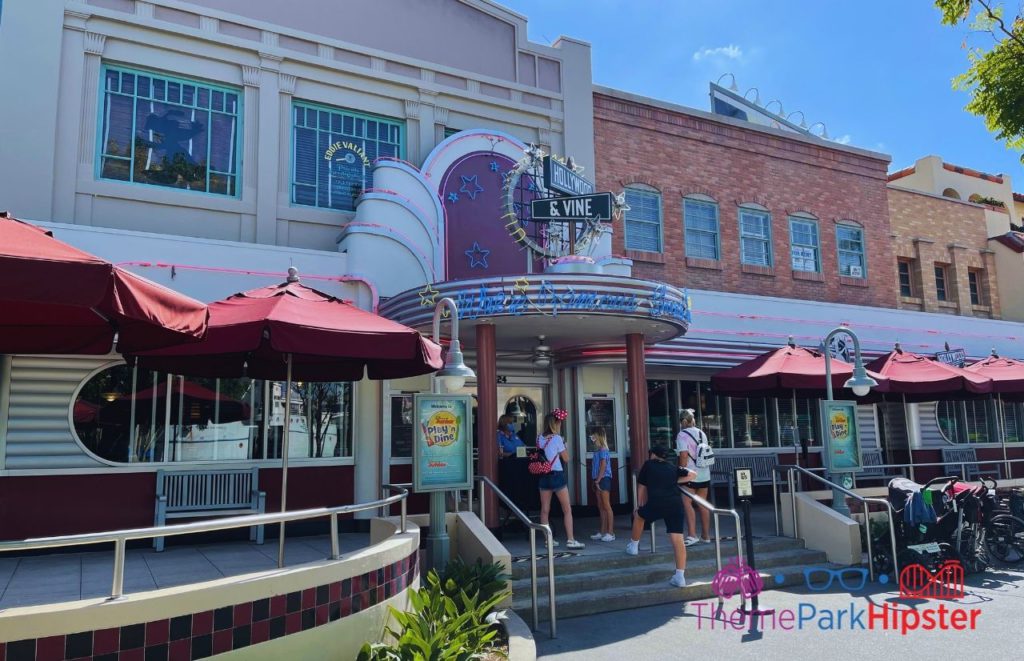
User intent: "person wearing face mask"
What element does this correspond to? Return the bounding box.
[497,414,525,459]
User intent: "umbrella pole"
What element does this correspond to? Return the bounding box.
[999,394,1009,478]
[792,389,801,469]
[903,394,915,482]
[278,353,293,568]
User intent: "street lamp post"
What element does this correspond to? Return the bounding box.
[429,297,476,569]
[822,326,877,516]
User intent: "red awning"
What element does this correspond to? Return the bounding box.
[133,271,443,381]
[0,213,209,354]
[965,353,1024,397]
[710,341,886,397]
[867,347,992,399]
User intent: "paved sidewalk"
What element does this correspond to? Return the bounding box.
[536,565,1024,660]
[0,534,369,609]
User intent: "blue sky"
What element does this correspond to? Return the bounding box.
[502,0,1024,186]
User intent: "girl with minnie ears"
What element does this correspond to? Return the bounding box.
[537,408,584,549]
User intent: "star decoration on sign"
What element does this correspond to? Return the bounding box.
[613,191,631,219]
[459,175,484,200]
[418,283,440,308]
[489,161,500,172]
[465,242,491,269]
[447,192,459,203]
[513,277,530,294]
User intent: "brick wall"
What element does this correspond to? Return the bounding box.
[887,186,1001,319]
[593,90,898,308]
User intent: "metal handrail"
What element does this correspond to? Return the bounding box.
[475,475,557,639]
[631,473,745,610]
[773,465,897,581]
[630,473,657,553]
[0,486,410,601]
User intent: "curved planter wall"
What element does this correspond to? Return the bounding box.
[0,522,419,660]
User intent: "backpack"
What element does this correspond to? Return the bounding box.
[684,429,716,469]
[528,435,555,475]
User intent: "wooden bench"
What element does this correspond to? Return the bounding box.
[154,468,266,551]
[941,447,1002,482]
[852,449,906,486]
[710,454,780,509]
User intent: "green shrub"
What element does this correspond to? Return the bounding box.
[438,558,509,604]
[356,566,507,661]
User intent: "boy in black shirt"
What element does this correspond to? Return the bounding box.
[625,444,695,587]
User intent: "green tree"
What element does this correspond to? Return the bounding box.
[936,0,1024,160]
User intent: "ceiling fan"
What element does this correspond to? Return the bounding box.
[494,335,553,369]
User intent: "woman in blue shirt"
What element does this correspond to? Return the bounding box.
[497,415,524,458]
[590,428,615,541]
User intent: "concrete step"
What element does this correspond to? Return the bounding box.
[508,535,803,580]
[510,547,825,597]
[513,561,818,621]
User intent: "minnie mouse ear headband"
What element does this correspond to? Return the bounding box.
[551,408,568,421]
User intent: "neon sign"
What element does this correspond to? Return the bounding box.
[449,280,690,324]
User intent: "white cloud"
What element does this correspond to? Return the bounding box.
[692,45,743,62]
[834,134,853,145]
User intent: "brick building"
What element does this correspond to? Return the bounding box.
[887,186,1000,319]
[593,86,898,308]
[888,155,1023,321]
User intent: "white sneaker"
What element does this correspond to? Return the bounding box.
[699,538,712,545]
[625,540,639,556]
[590,532,605,540]
[684,536,699,547]
[601,534,616,542]
[670,574,687,588]
[546,539,559,548]
[566,540,585,550]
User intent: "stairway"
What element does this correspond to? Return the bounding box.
[510,536,826,620]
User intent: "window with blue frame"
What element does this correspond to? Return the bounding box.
[739,207,772,266]
[683,197,720,260]
[836,223,866,278]
[99,66,241,196]
[291,101,404,212]
[623,185,663,252]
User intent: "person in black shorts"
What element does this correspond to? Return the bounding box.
[625,444,695,587]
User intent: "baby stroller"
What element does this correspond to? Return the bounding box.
[874,475,989,576]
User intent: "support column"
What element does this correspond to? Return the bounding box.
[254,53,282,245]
[476,323,498,526]
[625,333,649,478]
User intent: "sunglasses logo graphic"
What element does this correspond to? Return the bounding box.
[803,567,869,592]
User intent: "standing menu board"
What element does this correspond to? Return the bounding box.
[413,394,474,491]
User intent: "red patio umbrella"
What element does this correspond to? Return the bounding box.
[965,352,1024,396]
[711,339,886,464]
[0,212,208,354]
[868,344,992,472]
[711,340,886,397]
[133,267,443,566]
[966,351,1024,472]
[867,345,992,399]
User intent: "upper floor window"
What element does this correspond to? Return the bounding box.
[788,216,820,272]
[968,269,985,305]
[836,224,866,278]
[935,264,950,301]
[738,207,772,266]
[291,101,404,212]
[623,185,663,252]
[898,258,918,297]
[99,66,241,196]
[683,197,720,260]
